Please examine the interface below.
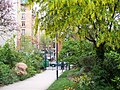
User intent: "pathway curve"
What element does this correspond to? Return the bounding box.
[0,70,63,90]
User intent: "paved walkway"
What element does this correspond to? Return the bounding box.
[0,70,63,90]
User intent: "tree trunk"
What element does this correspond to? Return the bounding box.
[96,42,105,60]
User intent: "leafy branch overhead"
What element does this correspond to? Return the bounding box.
[29,0,120,49]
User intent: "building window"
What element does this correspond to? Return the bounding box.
[21,13,25,20]
[21,29,25,35]
[21,21,25,27]
[21,6,26,12]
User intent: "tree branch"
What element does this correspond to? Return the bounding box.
[85,36,97,47]
[109,0,119,31]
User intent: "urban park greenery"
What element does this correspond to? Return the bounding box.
[31,0,120,59]
[0,43,43,86]
[59,40,94,66]
[50,40,120,90]
[28,0,120,89]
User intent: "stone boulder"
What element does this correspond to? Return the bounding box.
[15,62,28,75]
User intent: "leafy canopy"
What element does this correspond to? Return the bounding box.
[29,0,120,49]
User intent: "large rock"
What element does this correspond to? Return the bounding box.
[15,62,28,75]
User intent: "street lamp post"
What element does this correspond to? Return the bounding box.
[56,34,58,80]
[44,47,47,70]
[49,45,52,61]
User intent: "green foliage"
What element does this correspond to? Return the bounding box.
[6,35,16,49]
[104,51,120,89]
[74,73,114,90]
[48,78,73,90]
[49,51,120,90]
[0,43,20,68]
[21,35,38,52]
[31,0,120,50]
[30,0,120,60]
[16,0,120,89]
[79,55,96,67]
[84,51,120,90]
[59,39,94,66]
[0,43,43,85]
[48,70,76,90]
[34,12,39,35]
[39,33,52,50]
[26,52,43,72]
[0,62,19,85]
[39,60,45,69]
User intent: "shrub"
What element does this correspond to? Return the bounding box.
[64,51,120,90]
[0,62,19,85]
[0,43,24,68]
[78,55,96,68]
[104,51,120,89]
[27,52,43,72]
[0,43,43,85]
[88,51,120,90]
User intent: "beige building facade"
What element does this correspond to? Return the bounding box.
[16,0,40,51]
[16,0,62,54]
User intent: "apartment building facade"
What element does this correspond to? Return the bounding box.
[16,0,40,51]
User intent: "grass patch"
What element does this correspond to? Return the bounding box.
[47,69,77,90]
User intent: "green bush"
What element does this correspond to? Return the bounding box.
[86,51,120,90]
[104,51,120,89]
[26,52,43,72]
[76,74,114,90]
[27,65,37,76]
[0,43,43,85]
[39,60,45,69]
[0,62,19,85]
[61,51,120,90]
[78,55,96,68]
[58,39,120,90]
[0,43,24,68]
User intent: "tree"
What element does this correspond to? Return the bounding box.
[0,0,17,38]
[59,39,94,65]
[29,0,120,60]
[40,33,52,50]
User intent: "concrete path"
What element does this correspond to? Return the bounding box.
[0,70,63,90]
